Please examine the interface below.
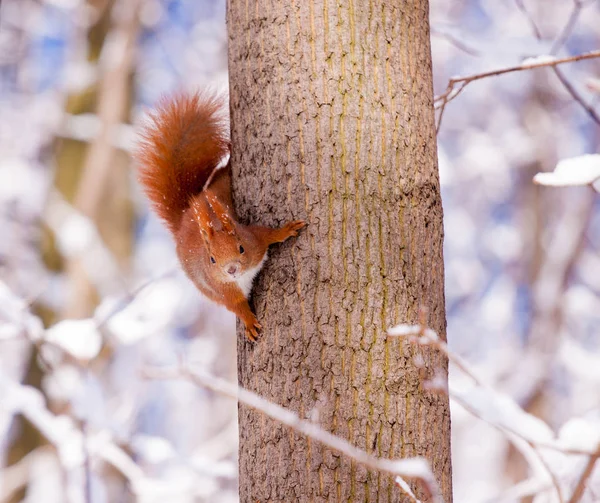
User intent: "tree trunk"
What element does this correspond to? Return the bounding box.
[228,1,452,501]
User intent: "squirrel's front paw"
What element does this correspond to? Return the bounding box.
[244,316,262,342]
[283,220,306,238]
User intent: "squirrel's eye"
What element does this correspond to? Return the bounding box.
[210,256,216,264]
[239,245,245,254]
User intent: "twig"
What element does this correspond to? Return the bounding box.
[0,448,52,503]
[395,476,424,503]
[430,27,481,57]
[388,324,597,457]
[144,364,444,503]
[449,389,565,503]
[514,0,543,40]
[549,0,591,55]
[435,50,600,107]
[388,323,483,387]
[82,420,92,503]
[513,0,600,127]
[552,67,600,127]
[386,323,600,503]
[58,113,135,152]
[568,452,600,503]
[400,317,600,502]
[94,266,177,329]
[0,374,148,501]
[548,0,600,127]
[435,50,600,131]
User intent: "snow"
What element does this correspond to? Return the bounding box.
[1,1,600,502]
[44,319,102,361]
[0,280,44,341]
[387,324,439,341]
[0,375,85,469]
[42,365,82,402]
[559,338,600,383]
[97,278,183,345]
[54,211,97,258]
[450,384,555,444]
[131,435,176,464]
[521,55,558,67]
[533,154,600,189]
[395,476,421,502]
[388,457,437,479]
[556,417,600,454]
[390,458,441,502]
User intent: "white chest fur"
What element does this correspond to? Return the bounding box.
[236,252,267,298]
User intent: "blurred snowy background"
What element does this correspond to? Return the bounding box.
[0,0,599,502]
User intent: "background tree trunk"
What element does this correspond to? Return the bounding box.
[228,1,452,501]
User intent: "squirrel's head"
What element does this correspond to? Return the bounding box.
[191,191,256,282]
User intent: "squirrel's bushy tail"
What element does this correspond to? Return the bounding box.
[135,92,229,233]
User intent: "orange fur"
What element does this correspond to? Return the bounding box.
[134,92,306,342]
[135,92,228,233]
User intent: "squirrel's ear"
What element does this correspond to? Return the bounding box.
[205,189,235,234]
[191,197,213,240]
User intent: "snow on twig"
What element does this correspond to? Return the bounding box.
[390,321,600,501]
[0,373,207,502]
[435,49,600,131]
[388,322,596,503]
[395,475,423,503]
[435,50,600,106]
[513,0,600,127]
[144,364,445,503]
[44,320,102,361]
[533,154,600,192]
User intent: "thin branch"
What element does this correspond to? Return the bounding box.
[449,389,565,503]
[144,364,444,503]
[82,420,92,503]
[0,448,52,503]
[388,324,597,457]
[550,0,587,55]
[552,67,600,132]
[390,326,565,503]
[430,27,481,57]
[547,0,600,127]
[512,0,600,127]
[435,50,600,107]
[514,0,543,39]
[435,50,600,131]
[0,374,148,501]
[568,452,600,503]
[94,266,177,329]
[388,323,484,387]
[395,476,424,503]
[58,113,135,152]
[391,321,600,501]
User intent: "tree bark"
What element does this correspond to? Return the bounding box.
[228,1,452,501]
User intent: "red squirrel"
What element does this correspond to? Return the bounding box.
[135,92,306,341]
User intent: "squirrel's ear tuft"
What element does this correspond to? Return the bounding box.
[205,189,235,234]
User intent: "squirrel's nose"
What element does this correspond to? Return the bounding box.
[227,264,239,276]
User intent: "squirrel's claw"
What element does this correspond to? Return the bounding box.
[284,220,307,238]
[245,318,262,343]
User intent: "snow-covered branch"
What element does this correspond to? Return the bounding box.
[144,363,444,503]
[389,323,600,502]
